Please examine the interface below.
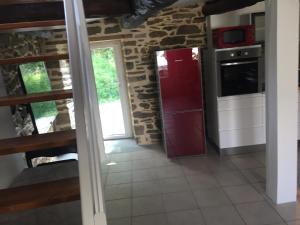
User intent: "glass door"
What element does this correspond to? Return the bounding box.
[91,41,132,140]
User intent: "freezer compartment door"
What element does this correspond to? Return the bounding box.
[163,110,206,157]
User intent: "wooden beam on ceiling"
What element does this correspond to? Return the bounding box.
[0,0,132,25]
[202,0,264,16]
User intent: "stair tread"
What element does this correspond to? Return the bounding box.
[0,89,73,106]
[0,177,80,214]
[0,130,76,156]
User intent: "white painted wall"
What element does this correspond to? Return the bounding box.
[0,72,26,189]
[265,0,299,204]
[210,2,265,29]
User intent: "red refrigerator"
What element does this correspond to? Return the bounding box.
[156,48,206,157]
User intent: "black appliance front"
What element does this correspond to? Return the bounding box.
[216,45,264,97]
[220,59,258,96]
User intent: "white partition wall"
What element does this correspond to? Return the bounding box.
[265,0,299,204]
[63,0,107,224]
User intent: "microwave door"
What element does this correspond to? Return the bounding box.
[218,60,259,97]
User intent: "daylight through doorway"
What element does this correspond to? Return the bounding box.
[91,42,132,140]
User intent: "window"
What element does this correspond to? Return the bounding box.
[19,62,58,133]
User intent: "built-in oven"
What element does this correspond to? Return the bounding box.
[216,45,264,97]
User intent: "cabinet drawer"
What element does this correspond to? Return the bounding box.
[218,106,265,131]
[219,126,266,149]
[218,94,265,111]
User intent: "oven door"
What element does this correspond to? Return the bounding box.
[218,59,259,97]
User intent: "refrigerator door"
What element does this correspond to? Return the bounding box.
[163,110,206,157]
[156,48,203,114]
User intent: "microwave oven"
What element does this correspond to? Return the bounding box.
[213,25,255,49]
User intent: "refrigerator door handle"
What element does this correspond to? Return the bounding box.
[172,109,203,115]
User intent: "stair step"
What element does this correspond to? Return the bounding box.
[0,89,73,107]
[0,177,80,214]
[0,20,65,31]
[0,54,69,65]
[0,130,76,156]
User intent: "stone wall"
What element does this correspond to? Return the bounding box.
[45,60,73,131]
[0,33,43,136]
[0,32,73,135]
[42,3,206,145]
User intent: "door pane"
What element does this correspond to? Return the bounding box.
[91,47,126,139]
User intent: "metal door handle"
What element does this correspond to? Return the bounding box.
[221,60,258,66]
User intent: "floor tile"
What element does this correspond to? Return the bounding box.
[133,180,161,197]
[274,202,300,221]
[230,155,264,170]
[132,159,154,170]
[131,150,155,160]
[179,157,212,175]
[252,151,266,165]
[241,168,266,183]
[202,205,245,225]
[156,165,184,179]
[109,153,132,162]
[167,209,206,225]
[106,172,132,185]
[132,214,168,225]
[251,182,266,194]
[132,195,164,216]
[288,221,300,225]
[214,171,248,186]
[163,191,197,212]
[159,177,190,193]
[236,201,284,225]
[106,199,131,219]
[104,184,131,200]
[186,173,219,189]
[207,158,238,173]
[194,188,232,208]
[154,157,179,167]
[132,169,157,182]
[223,184,264,204]
[108,161,132,173]
[107,217,131,225]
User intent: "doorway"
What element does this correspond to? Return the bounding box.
[91,41,132,140]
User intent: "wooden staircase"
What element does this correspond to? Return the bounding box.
[0,49,80,214]
[0,177,80,213]
[0,0,131,218]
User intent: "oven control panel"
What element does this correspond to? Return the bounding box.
[216,45,263,62]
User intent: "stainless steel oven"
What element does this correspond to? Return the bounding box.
[216,45,264,97]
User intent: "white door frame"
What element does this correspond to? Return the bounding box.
[63,0,107,224]
[90,41,133,140]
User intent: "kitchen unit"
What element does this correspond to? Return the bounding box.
[204,45,266,154]
[156,48,206,157]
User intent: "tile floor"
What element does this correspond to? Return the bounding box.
[2,138,300,225]
[103,139,300,225]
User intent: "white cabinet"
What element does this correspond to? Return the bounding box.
[217,93,266,149]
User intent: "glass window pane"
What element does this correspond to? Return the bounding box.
[19,62,58,133]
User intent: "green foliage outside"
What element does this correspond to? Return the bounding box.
[91,47,120,104]
[18,47,118,119]
[19,62,57,119]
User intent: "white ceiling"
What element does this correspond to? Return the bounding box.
[172,0,208,7]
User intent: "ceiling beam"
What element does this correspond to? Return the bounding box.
[202,0,264,16]
[0,0,132,25]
